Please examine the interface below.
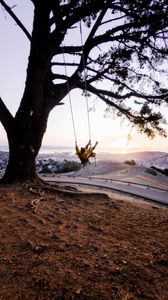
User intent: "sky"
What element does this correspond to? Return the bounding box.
[0,1,168,154]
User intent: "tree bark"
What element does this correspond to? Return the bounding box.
[1,135,44,184]
[0,105,48,183]
[0,3,53,184]
[1,146,37,183]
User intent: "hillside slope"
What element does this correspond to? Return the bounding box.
[0,183,167,300]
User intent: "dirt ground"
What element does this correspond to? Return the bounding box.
[0,182,167,300]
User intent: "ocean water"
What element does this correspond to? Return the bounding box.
[0,144,120,154]
[0,145,167,169]
[0,144,166,155]
[0,145,73,154]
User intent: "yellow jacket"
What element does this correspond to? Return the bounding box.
[75,144,96,160]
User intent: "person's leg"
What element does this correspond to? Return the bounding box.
[85,140,91,150]
[81,158,89,166]
[90,152,96,158]
[92,141,98,150]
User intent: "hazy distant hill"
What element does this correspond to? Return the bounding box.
[0,150,167,173]
[97,151,168,169]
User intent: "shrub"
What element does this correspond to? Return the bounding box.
[39,164,53,174]
[124,159,136,165]
[145,168,157,176]
[151,166,168,176]
[55,160,81,173]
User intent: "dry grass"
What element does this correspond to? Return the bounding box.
[0,182,167,300]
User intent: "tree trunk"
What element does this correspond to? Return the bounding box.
[1,146,37,183]
[0,111,48,183]
[0,3,60,184]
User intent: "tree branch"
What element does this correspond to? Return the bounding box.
[61,0,108,30]
[77,79,168,105]
[76,83,166,137]
[0,97,14,134]
[52,74,68,81]
[52,62,79,67]
[0,0,31,41]
[77,0,119,71]
[82,84,136,121]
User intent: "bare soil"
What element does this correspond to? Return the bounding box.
[0,182,167,300]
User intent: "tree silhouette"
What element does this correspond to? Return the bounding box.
[0,0,168,183]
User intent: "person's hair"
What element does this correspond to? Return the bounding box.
[81,147,85,153]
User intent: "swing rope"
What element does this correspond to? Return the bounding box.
[79,21,97,166]
[79,20,92,142]
[61,21,96,166]
[61,45,77,143]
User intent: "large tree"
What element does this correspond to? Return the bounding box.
[0,0,168,183]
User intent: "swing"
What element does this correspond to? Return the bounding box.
[61,21,98,166]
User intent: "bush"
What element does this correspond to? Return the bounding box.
[151,166,168,176]
[55,160,81,173]
[145,168,157,176]
[124,159,136,165]
[39,164,53,174]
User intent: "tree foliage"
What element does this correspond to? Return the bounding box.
[0,0,168,145]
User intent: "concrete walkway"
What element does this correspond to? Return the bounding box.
[42,175,168,206]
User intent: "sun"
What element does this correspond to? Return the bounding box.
[121,149,126,154]
[112,139,127,154]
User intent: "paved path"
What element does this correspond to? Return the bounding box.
[42,175,168,206]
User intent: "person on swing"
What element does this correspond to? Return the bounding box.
[75,140,98,165]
